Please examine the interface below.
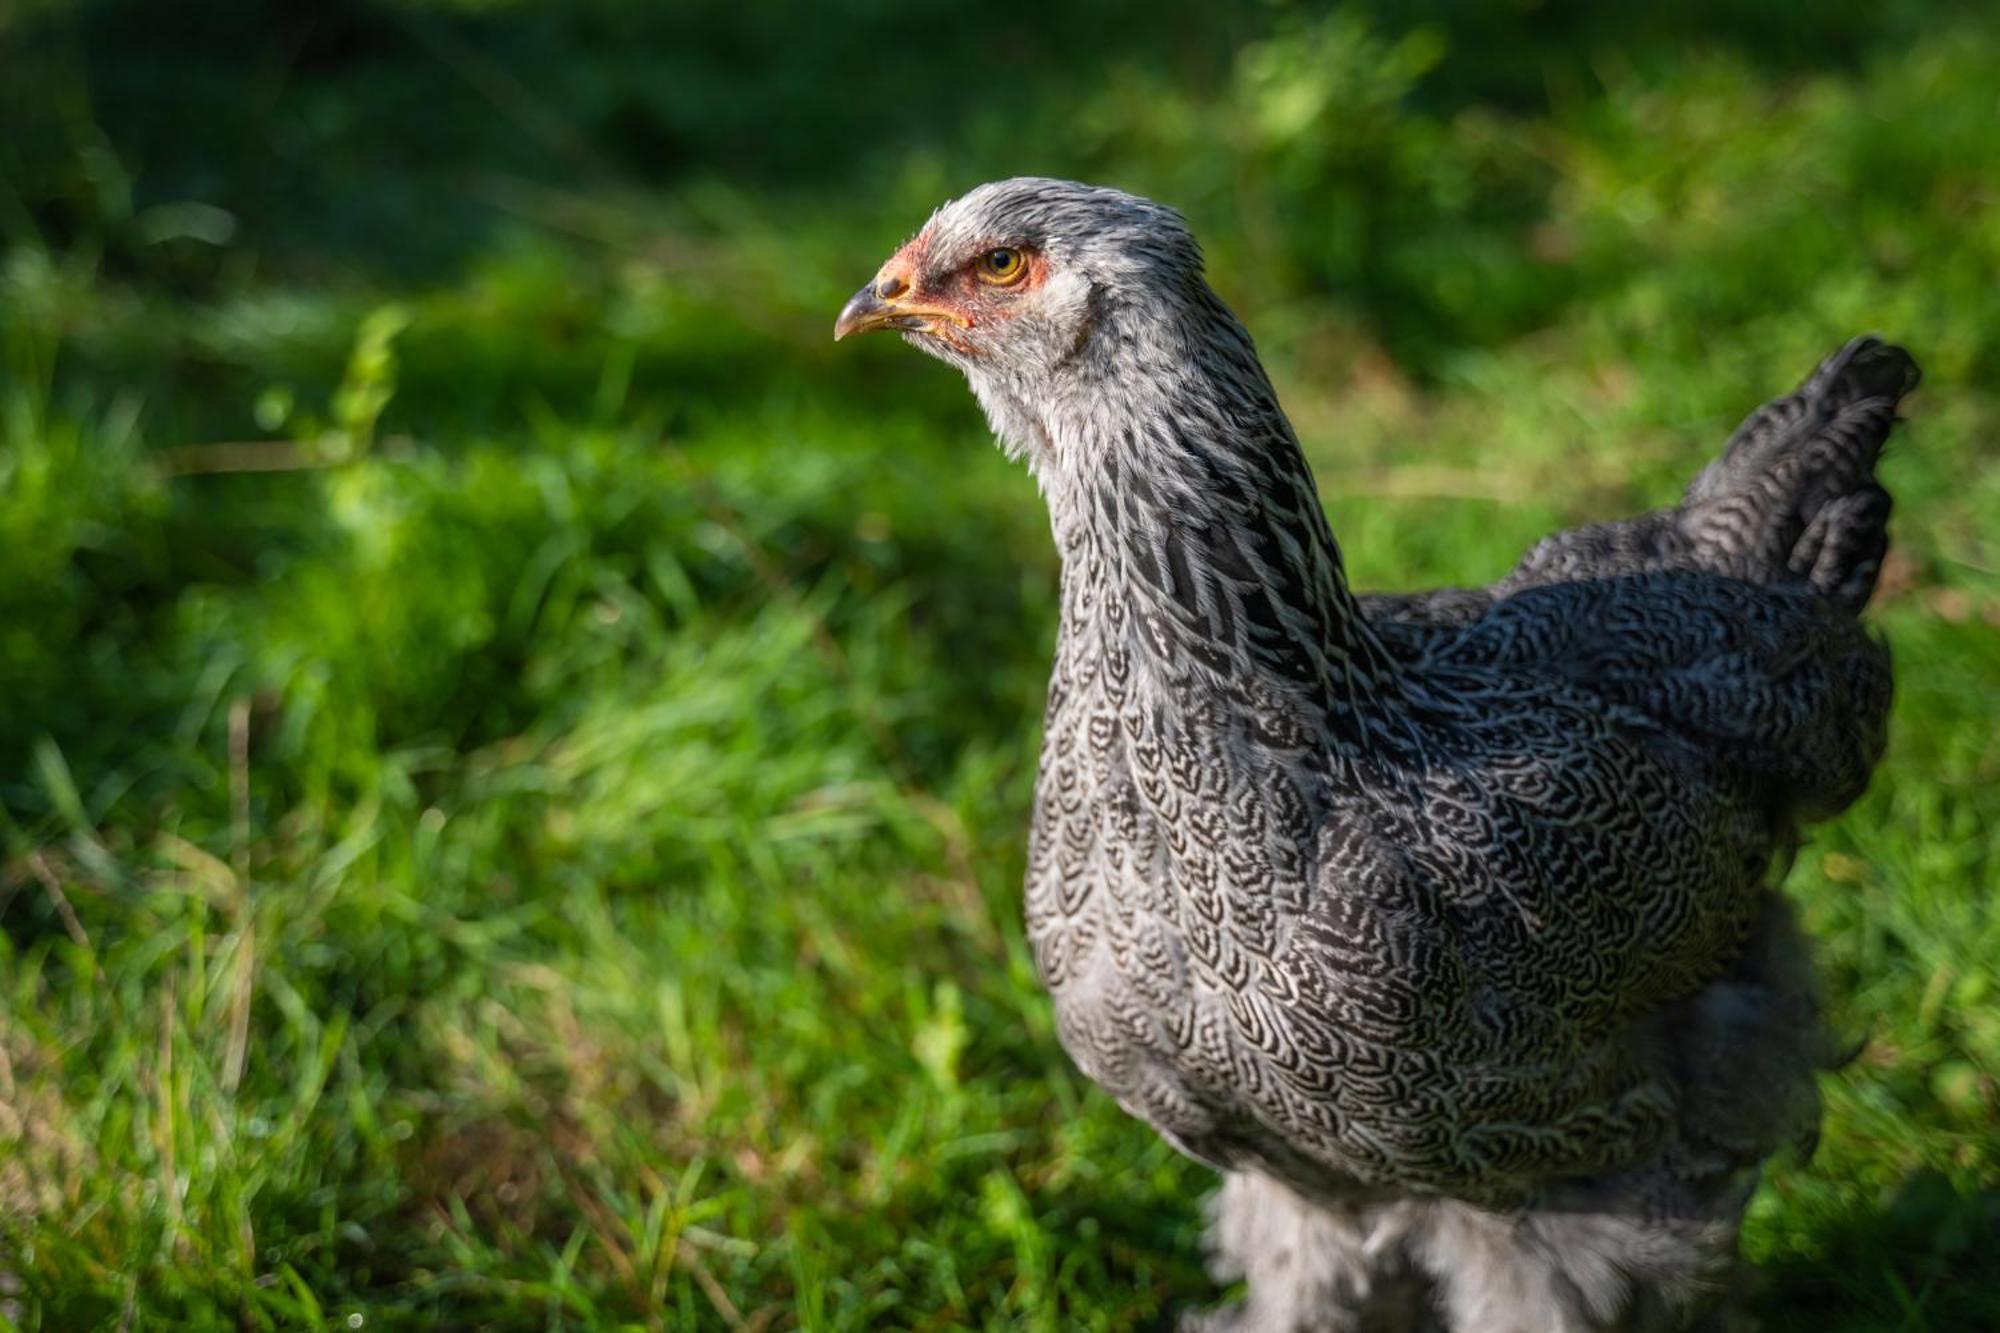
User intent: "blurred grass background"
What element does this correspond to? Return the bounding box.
[2,0,1998,1328]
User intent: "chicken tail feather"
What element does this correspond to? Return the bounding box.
[1680,336,1920,613]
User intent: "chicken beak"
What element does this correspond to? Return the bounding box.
[833,282,892,341]
[833,277,970,342]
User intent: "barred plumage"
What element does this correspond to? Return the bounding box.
[836,178,1916,1332]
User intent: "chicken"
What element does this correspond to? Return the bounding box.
[835,178,1916,1332]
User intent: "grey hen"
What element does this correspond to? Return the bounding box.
[835,178,1916,1333]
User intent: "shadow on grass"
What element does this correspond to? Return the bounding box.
[1751,1171,2000,1332]
[3,0,1944,283]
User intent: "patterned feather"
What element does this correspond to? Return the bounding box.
[839,179,1917,1332]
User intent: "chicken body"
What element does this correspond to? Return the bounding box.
[836,179,1916,1331]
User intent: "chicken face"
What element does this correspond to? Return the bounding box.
[834,237,1040,353]
[834,177,1204,462]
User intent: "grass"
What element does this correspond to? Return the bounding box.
[1,1,1997,1328]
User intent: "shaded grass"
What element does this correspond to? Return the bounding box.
[2,2,1999,1329]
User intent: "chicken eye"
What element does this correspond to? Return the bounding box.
[977,247,1026,285]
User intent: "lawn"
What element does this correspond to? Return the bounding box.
[1,1,1996,1329]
